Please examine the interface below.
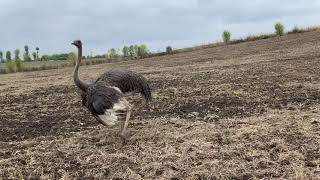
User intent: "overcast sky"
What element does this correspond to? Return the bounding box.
[1,0,320,55]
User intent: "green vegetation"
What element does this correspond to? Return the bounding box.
[6,51,11,61]
[275,22,285,36]
[15,59,23,72]
[67,52,76,65]
[0,51,3,63]
[120,44,149,59]
[122,46,129,57]
[14,49,20,61]
[41,53,69,61]
[5,61,15,73]
[23,45,31,61]
[0,45,77,73]
[107,48,119,59]
[5,51,14,73]
[14,49,23,71]
[128,45,137,59]
[32,52,37,61]
[133,45,139,58]
[137,45,149,58]
[36,47,40,60]
[222,30,231,43]
[0,58,118,74]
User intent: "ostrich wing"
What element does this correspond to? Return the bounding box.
[87,85,123,115]
[96,70,152,102]
[92,95,112,114]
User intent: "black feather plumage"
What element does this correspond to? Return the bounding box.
[83,82,123,115]
[96,69,152,102]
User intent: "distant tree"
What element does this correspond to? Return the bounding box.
[0,51,4,63]
[290,26,302,34]
[117,48,121,57]
[133,45,139,58]
[41,55,50,61]
[93,54,106,58]
[14,49,23,71]
[36,47,40,60]
[39,53,68,61]
[32,52,37,60]
[23,45,31,61]
[14,49,20,61]
[5,51,14,72]
[166,46,173,54]
[137,44,149,58]
[122,46,129,58]
[67,52,76,65]
[53,53,69,60]
[128,45,135,59]
[6,51,11,61]
[128,45,139,59]
[222,30,231,43]
[275,22,285,36]
[107,48,119,59]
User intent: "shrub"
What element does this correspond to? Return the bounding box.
[36,47,40,60]
[13,49,24,71]
[222,30,231,43]
[5,61,15,73]
[166,46,173,54]
[107,48,119,59]
[137,45,149,58]
[15,59,24,72]
[133,45,139,59]
[67,52,76,65]
[275,22,285,36]
[6,51,11,61]
[14,49,20,61]
[128,45,137,59]
[32,52,37,61]
[291,26,300,33]
[23,45,31,61]
[122,46,130,57]
[0,68,6,74]
[288,26,304,34]
[0,51,4,63]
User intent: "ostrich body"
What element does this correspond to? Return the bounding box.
[72,40,151,142]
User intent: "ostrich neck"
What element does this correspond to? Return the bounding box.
[73,45,88,92]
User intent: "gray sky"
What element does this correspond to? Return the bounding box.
[1,0,320,56]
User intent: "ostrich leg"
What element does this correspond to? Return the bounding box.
[119,104,132,144]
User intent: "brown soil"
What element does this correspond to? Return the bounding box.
[0,30,320,179]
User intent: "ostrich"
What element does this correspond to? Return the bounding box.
[71,40,151,143]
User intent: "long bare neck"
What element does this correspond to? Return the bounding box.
[73,45,88,92]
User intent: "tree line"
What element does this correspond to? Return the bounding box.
[0,45,40,63]
[106,44,149,59]
[67,44,150,64]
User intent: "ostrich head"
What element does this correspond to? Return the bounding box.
[71,40,82,48]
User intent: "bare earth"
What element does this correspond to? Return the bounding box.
[1,30,320,179]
